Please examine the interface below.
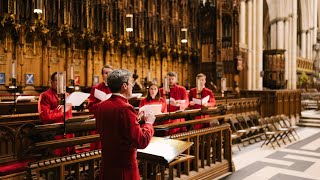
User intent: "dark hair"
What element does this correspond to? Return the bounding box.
[146,84,161,101]
[51,72,57,81]
[107,69,131,93]
[101,65,113,75]
[167,71,177,77]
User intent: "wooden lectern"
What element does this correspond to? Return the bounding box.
[137,137,194,179]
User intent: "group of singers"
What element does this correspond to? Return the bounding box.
[37,65,216,179]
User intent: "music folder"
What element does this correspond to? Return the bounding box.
[137,137,193,164]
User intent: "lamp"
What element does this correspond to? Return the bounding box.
[34,0,43,14]
[181,28,188,43]
[126,14,133,32]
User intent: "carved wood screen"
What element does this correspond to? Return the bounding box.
[263,49,286,89]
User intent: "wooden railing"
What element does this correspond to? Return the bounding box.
[240,90,301,117]
[25,114,233,180]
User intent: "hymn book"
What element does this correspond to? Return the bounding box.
[66,92,90,106]
[192,95,210,105]
[94,89,112,101]
[139,104,162,115]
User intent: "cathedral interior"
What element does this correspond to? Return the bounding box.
[0,0,320,180]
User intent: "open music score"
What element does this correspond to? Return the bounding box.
[137,137,193,164]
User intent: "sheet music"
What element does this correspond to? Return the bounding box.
[166,98,186,106]
[16,95,35,102]
[66,92,90,106]
[94,89,111,101]
[130,93,143,98]
[192,95,210,105]
[139,104,162,115]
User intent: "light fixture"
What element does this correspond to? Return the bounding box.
[34,0,43,14]
[181,28,188,43]
[126,14,133,32]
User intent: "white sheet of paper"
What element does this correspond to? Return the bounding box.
[94,89,111,101]
[139,104,162,115]
[131,93,143,98]
[66,92,90,106]
[166,97,175,104]
[192,95,210,105]
[166,98,186,107]
[16,95,35,102]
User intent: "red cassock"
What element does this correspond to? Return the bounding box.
[96,95,154,180]
[87,82,111,150]
[189,87,216,129]
[38,88,75,156]
[159,84,189,135]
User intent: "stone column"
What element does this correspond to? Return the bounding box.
[277,19,284,49]
[252,0,256,89]
[307,30,311,59]
[247,0,253,90]
[284,18,289,86]
[288,15,293,89]
[256,0,263,90]
[313,0,318,44]
[301,30,307,58]
[292,0,298,89]
[240,0,246,46]
[270,23,277,49]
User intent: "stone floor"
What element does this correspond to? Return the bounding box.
[221,122,320,180]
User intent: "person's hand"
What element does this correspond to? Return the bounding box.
[58,103,73,113]
[144,111,155,125]
[202,103,208,107]
[66,103,73,111]
[189,101,195,106]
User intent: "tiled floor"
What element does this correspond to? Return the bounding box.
[221,126,320,180]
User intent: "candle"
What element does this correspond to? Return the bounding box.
[147,70,151,82]
[70,65,74,80]
[11,61,16,79]
[164,76,170,93]
[196,77,201,92]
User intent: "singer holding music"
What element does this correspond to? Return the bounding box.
[189,73,216,129]
[87,65,113,150]
[139,83,167,115]
[159,71,189,135]
[87,65,113,113]
[38,72,75,156]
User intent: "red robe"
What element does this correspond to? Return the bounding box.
[96,95,154,180]
[159,84,189,135]
[88,82,111,150]
[38,88,75,156]
[189,87,216,129]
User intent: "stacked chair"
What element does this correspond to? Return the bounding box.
[228,112,300,150]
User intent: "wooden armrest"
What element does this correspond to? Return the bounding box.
[168,154,194,167]
[28,134,100,153]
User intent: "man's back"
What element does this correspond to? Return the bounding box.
[96,94,154,179]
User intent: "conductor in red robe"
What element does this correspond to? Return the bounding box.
[189,73,216,129]
[159,71,189,134]
[38,72,75,156]
[96,69,155,180]
[87,65,113,150]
